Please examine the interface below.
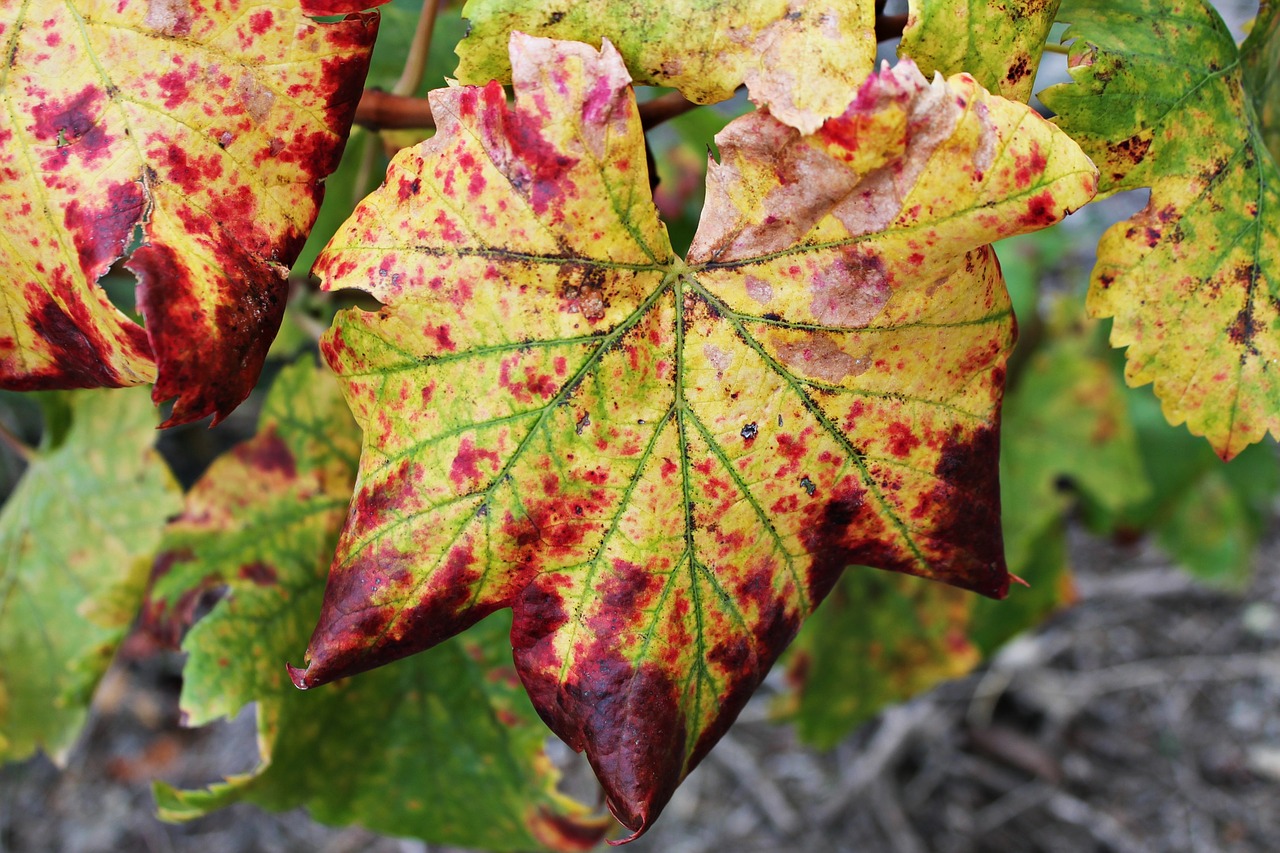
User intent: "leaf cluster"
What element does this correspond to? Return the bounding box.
[0,0,1276,849]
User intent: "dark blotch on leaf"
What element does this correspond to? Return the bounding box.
[238,561,279,585]
[130,239,288,427]
[915,425,1008,598]
[512,578,686,842]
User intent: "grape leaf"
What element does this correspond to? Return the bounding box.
[1041,0,1280,459]
[295,35,1095,839]
[1153,451,1278,587]
[150,360,607,852]
[454,0,876,133]
[900,0,1060,102]
[0,387,181,762]
[0,0,376,425]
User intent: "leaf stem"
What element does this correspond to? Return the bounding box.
[354,90,434,131]
[353,89,706,132]
[639,91,700,130]
[353,130,379,204]
[1043,42,1070,55]
[393,0,442,97]
[876,13,908,41]
[0,418,34,464]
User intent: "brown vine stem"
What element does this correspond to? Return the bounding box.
[876,13,907,41]
[638,90,701,130]
[353,88,704,133]
[0,419,34,464]
[393,0,441,97]
[354,9,910,132]
[354,89,434,131]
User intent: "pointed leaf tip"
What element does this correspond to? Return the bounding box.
[285,662,311,689]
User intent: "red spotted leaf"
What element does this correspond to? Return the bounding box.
[0,0,375,424]
[295,35,1096,841]
[301,0,390,13]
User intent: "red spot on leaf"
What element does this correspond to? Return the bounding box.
[450,437,501,490]
[433,210,463,242]
[233,428,297,479]
[498,357,560,403]
[1013,141,1047,188]
[155,70,191,110]
[424,322,456,351]
[249,9,274,35]
[31,84,102,146]
[1019,190,1059,227]
[238,561,279,585]
[157,140,223,187]
[885,422,921,457]
[773,431,808,476]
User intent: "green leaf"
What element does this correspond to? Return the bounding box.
[1242,1,1280,163]
[1155,453,1278,587]
[900,0,1061,102]
[973,321,1149,651]
[299,36,1094,838]
[455,0,876,132]
[1042,0,1280,459]
[152,359,606,852]
[783,568,979,749]
[1001,325,1151,572]
[0,387,181,762]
